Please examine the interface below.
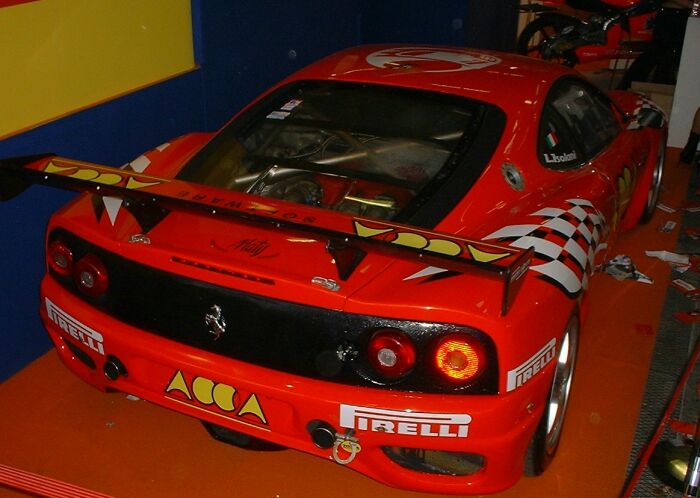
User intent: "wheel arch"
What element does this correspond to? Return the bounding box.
[621,127,667,229]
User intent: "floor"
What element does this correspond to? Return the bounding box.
[0,150,693,498]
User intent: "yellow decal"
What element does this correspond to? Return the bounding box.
[192,376,216,405]
[165,370,192,400]
[43,161,163,190]
[467,244,510,263]
[353,221,393,238]
[354,220,508,262]
[125,177,161,190]
[238,393,268,424]
[340,440,362,453]
[613,166,634,231]
[45,162,76,174]
[618,167,632,196]
[426,239,462,256]
[165,370,267,425]
[393,232,430,249]
[93,173,124,185]
[70,169,100,181]
[212,384,237,412]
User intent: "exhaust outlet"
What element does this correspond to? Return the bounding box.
[103,355,127,380]
[307,420,336,449]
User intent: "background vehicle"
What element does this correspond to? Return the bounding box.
[517,0,658,67]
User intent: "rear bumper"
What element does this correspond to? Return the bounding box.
[40,275,546,495]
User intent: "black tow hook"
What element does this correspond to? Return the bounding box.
[307,420,361,465]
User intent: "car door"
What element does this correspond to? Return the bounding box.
[540,77,639,244]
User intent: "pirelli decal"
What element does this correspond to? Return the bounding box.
[340,404,471,438]
[353,220,512,264]
[43,160,164,190]
[506,338,556,392]
[45,298,105,355]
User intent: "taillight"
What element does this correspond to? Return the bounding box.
[47,239,74,277]
[434,334,485,384]
[367,328,416,379]
[73,254,108,297]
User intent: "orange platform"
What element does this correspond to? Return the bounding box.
[0,150,691,498]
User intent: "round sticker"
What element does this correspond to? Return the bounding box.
[366,47,501,73]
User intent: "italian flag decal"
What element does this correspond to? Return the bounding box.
[545,124,558,149]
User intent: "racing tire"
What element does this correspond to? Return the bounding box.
[524,314,579,476]
[639,138,665,224]
[516,15,579,64]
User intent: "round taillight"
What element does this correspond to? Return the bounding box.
[73,254,108,297]
[367,328,416,379]
[434,334,485,383]
[47,239,74,277]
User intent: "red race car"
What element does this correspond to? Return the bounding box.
[0,45,665,494]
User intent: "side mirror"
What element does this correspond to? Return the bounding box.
[636,106,665,129]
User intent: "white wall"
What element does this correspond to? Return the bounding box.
[669,17,700,148]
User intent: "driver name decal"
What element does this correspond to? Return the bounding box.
[543,151,577,164]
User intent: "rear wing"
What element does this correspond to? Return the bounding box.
[0,155,532,315]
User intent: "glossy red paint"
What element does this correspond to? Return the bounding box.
[0,45,666,494]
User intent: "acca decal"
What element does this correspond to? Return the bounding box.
[165,370,268,427]
[45,298,104,356]
[366,47,501,73]
[340,404,472,438]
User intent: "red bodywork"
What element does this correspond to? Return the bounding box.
[2,45,666,494]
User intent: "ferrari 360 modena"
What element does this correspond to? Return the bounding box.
[0,45,666,494]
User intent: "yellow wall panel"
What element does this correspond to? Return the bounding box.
[0,0,194,138]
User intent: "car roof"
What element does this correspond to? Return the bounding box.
[283,45,577,110]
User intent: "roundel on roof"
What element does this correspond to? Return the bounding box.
[366,47,501,73]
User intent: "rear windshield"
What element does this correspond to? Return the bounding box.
[178,81,495,223]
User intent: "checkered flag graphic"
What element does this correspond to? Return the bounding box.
[483,199,607,297]
[626,94,666,130]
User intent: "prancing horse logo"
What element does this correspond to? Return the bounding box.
[205,305,226,341]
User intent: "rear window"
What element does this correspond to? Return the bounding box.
[178,81,499,224]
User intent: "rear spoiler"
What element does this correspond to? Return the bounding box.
[0,155,532,315]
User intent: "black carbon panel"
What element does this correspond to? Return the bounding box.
[48,228,498,394]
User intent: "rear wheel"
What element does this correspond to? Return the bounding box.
[639,138,665,224]
[517,15,578,65]
[524,314,579,476]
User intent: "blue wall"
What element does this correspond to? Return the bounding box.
[0,0,517,381]
[359,0,469,46]
[0,72,205,381]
